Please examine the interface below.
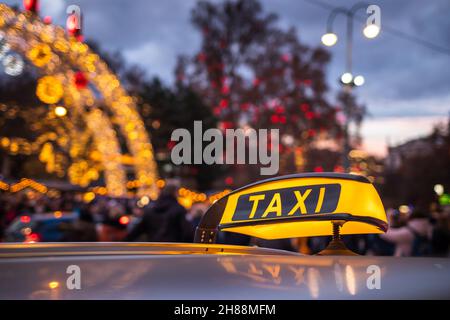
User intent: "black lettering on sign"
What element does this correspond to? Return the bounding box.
[232,184,341,221]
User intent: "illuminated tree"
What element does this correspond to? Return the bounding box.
[176,0,345,183]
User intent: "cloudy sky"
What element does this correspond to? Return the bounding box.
[5,0,450,156]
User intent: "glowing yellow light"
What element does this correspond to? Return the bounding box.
[54,40,69,53]
[156,179,165,188]
[54,106,67,117]
[0,180,8,191]
[36,76,64,104]
[83,192,95,203]
[0,137,10,147]
[27,43,52,67]
[54,211,62,218]
[140,196,150,206]
[178,197,193,209]
[349,149,367,159]
[399,205,410,214]
[48,281,59,289]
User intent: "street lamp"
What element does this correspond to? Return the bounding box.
[321,33,338,46]
[321,2,379,171]
[363,24,380,39]
[353,75,365,86]
[340,72,353,84]
[321,2,380,86]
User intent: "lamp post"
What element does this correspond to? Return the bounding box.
[321,3,380,171]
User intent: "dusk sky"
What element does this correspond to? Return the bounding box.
[5,0,449,156]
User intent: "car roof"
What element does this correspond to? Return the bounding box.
[1,242,449,299]
[0,242,300,258]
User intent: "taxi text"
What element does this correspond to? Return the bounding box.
[232,184,341,221]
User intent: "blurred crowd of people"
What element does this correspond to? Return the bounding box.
[0,185,449,257]
[0,185,201,243]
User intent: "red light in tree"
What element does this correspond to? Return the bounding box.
[300,103,310,112]
[221,121,233,130]
[279,115,287,124]
[23,0,38,12]
[306,111,315,120]
[219,99,228,109]
[240,103,250,111]
[253,78,261,86]
[74,71,88,89]
[43,16,52,24]
[221,85,230,95]
[303,79,312,86]
[225,176,233,185]
[314,166,324,173]
[275,106,285,114]
[270,114,279,124]
[307,129,316,137]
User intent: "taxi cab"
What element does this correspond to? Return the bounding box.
[0,173,449,299]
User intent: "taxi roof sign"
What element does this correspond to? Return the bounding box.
[194,173,388,243]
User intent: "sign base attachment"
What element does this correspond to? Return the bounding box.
[317,221,358,256]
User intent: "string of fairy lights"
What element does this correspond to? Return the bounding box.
[0,177,231,208]
[0,3,159,198]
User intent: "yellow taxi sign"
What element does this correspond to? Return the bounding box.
[194,173,387,242]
